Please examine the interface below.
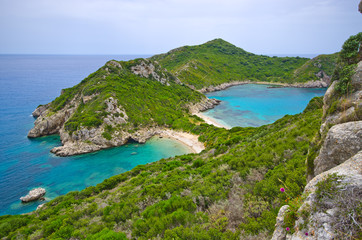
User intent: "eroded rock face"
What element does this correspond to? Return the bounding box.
[20,188,46,203]
[272,151,362,240]
[314,121,362,176]
[188,97,221,113]
[130,60,180,85]
[28,96,79,138]
[321,61,362,133]
[271,205,290,240]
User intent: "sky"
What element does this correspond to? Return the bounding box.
[0,0,361,55]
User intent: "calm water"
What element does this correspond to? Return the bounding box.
[204,84,326,128]
[0,55,191,215]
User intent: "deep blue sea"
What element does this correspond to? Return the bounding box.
[204,84,326,128]
[0,55,192,215]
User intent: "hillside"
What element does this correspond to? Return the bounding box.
[151,39,337,89]
[1,97,324,239]
[27,58,210,156]
[27,39,337,157]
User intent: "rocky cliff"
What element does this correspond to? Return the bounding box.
[272,32,362,239]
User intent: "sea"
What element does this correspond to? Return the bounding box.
[0,55,326,216]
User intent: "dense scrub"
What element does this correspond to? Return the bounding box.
[151,39,336,89]
[0,97,323,239]
[47,58,204,133]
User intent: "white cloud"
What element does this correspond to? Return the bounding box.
[0,0,360,54]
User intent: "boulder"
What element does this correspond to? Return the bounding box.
[20,188,46,203]
[314,121,362,176]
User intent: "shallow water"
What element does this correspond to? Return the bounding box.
[204,84,326,128]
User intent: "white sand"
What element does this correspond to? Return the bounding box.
[194,112,231,129]
[158,129,205,153]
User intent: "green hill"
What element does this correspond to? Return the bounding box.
[151,39,336,89]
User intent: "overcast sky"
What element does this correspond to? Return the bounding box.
[0,0,361,55]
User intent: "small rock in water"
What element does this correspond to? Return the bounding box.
[20,188,46,203]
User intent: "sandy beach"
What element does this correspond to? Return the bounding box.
[158,129,205,153]
[194,112,231,129]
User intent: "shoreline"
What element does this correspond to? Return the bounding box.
[194,112,231,129]
[198,80,328,94]
[156,129,205,154]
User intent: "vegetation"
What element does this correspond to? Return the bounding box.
[0,97,323,239]
[314,173,362,239]
[0,38,344,239]
[151,39,336,89]
[332,32,361,94]
[292,53,338,83]
[47,58,204,134]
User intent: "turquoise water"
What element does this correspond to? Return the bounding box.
[0,55,191,216]
[204,84,326,128]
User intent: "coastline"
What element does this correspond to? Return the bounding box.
[194,112,231,129]
[157,129,205,154]
[198,80,328,94]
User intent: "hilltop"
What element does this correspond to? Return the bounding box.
[151,38,336,89]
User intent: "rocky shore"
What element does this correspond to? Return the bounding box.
[198,79,329,94]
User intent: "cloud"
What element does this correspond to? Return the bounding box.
[0,0,360,54]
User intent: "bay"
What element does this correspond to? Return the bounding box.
[204,84,326,128]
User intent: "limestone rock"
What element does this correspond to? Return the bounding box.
[287,151,362,240]
[321,61,362,133]
[271,205,290,240]
[188,97,221,114]
[28,96,79,138]
[32,104,48,118]
[20,188,46,203]
[314,121,362,176]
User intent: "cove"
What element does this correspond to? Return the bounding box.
[0,55,191,216]
[204,84,326,128]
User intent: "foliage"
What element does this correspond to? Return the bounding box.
[48,58,204,134]
[151,39,313,89]
[314,173,362,239]
[332,32,362,94]
[293,53,338,83]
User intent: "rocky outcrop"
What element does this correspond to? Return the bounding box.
[20,188,46,203]
[51,127,160,157]
[28,96,79,138]
[131,59,182,85]
[272,151,362,240]
[291,80,328,88]
[314,121,362,176]
[321,61,362,133]
[198,80,329,94]
[32,104,49,118]
[271,205,290,240]
[188,97,221,113]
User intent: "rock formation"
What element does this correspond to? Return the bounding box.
[20,188,46,203]
[272,56,362,239]
[272,151,362,240]
[314,121,362,176]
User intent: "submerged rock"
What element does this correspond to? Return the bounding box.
[20,188,46,203]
